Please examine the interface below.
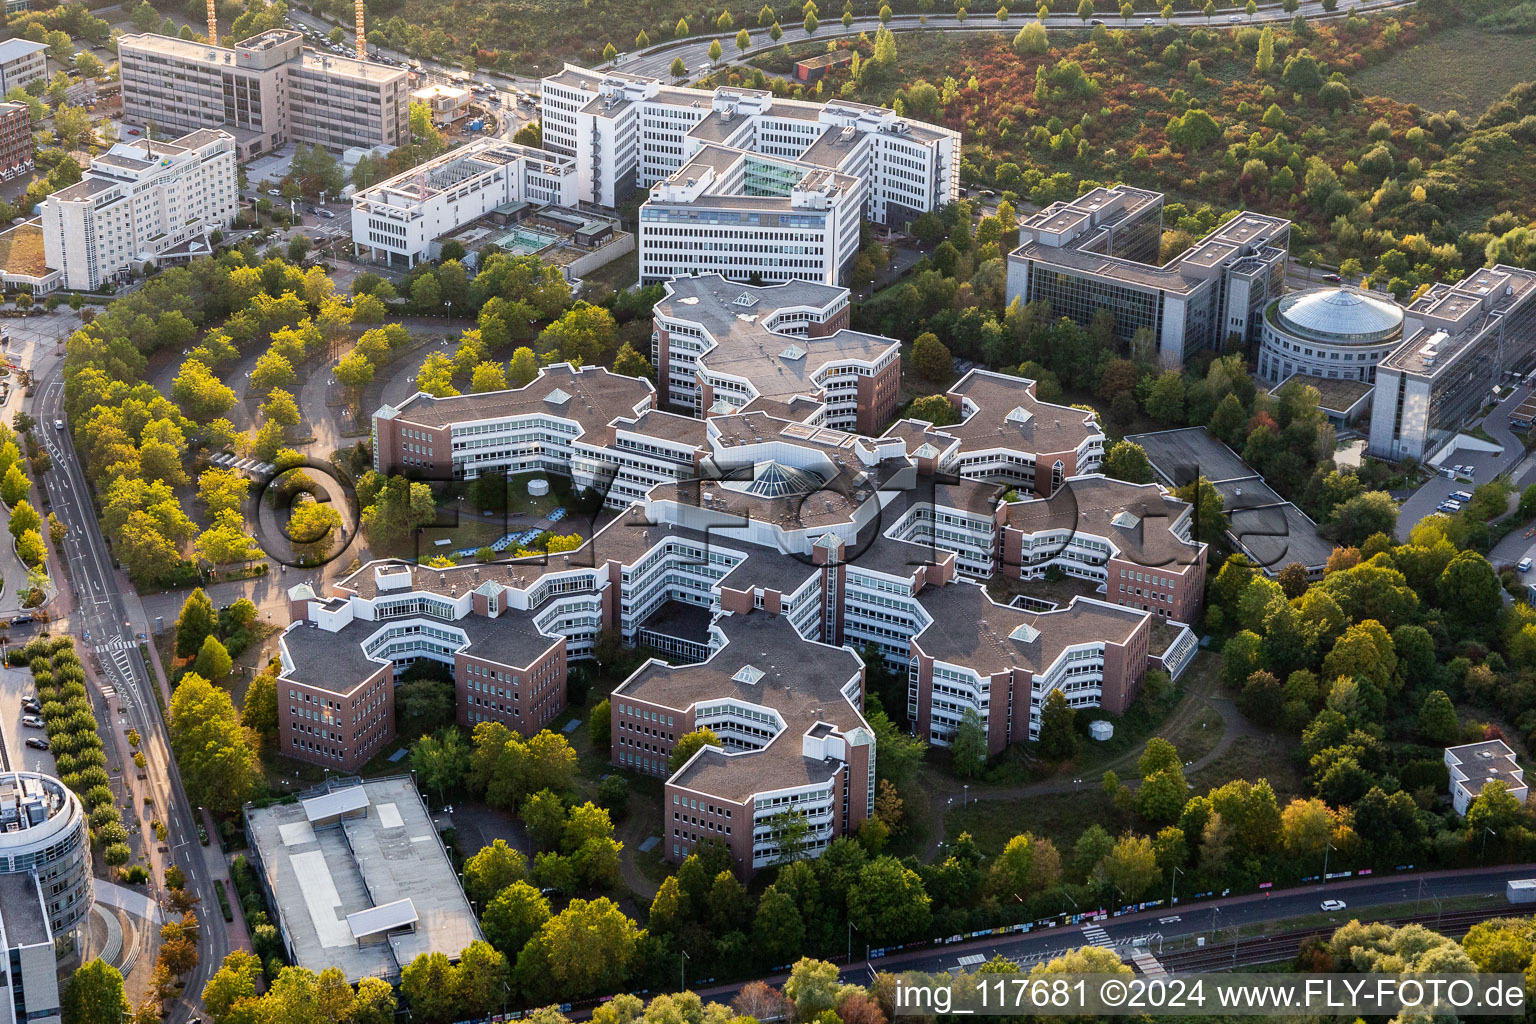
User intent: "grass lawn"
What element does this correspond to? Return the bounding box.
[1352,25,1536,114]
[0,223,47,278]
[581,246,639,297]
[1187,729,1305,798]
[946,787,1125,857]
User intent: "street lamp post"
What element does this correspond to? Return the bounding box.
[1322,841,1335,881]
[1482,827,1498,865]
[1169,865,1183,907]
[680,949,689,993]
[963,784,969,807]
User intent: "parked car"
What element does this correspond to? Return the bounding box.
[320,209,336,219]
[24,737,48,750]
[21,698,40,713]
[21,715,44,729]
[1321,899,1347,912]
[1451,490,1474,503]
[1521,558,1533,573]
[267,188,282,197]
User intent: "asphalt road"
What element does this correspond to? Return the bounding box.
[645,864,1536,1014]
[36,375,228,1023]
[284,0,1413,92]
[1393,383,1532,541]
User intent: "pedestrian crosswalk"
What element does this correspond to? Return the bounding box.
[1081,924,1114,948]
[93,638,137,654]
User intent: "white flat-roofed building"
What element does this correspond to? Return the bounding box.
[1006,185,1289,369]
[117,30,407,159]
[351,138,577,267]
[541,65,959,285]
[0,39,47,96]
[0,771,93,1024]
[1445,739,1528,816]
[412,83,471,124]
[245,777,481,983]
[40,128,237,290]
[1368,265,1536,462]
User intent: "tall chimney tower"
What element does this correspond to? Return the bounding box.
[207,0,217,45]
[354,0,366,60]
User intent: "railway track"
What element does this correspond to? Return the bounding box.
[1151,906,1519,973]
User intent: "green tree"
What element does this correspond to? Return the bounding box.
[784,959,842,1020]
[1013,19,1048,52]
[200,950,261,1024]
[1095,833,1160,901]
[522,789,568,850]
[1438,551,1501,640]
[0,463,25,507]
[1331,492,1398,546]
[708,38,723,61]
[1102,440,1153,484]
[514,898,639,1003]
[737,28,751,50]
[1038,690,1076,760]
[7,498,39,540]
[848,856,932,941]
[414,728,471,802]
[249,349,296,395]
[400,953,457,1024]
[669,727,721,773]
[62,959,129,1024]
[193,635,232,680]
[1145,370,1186,422]
[1417,689,1459,745]
[241,672,278,740]
[464,839,529,907]
[351,978,397,1024]
[175,588,216,658]
[671,56,687,77]
[484,882,551,958]
[909,394,959,427]
[950,707,987,776]
[509,347,540,387]
[754,886,806,964]
[613,342,653,380]
[167,674,258,814]
[1173,475,1225,543]
[911,332,952,381]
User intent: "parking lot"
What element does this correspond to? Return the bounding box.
[0,662,57,777]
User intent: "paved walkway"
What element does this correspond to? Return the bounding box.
[93,877,163,924]
[919,671,1259,859]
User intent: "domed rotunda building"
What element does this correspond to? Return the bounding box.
[1258,287,1404,384]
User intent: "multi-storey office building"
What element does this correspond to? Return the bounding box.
[1005,186,1289,369]
[372,363,656,480]
[117,30,407,159]
[881,369,1105,496]
[281,561,572,770]
[908,582,1154,751]
[1368,265,1536,462]
[1000,475,1207,623]
[1257,286,1404,385]
[40,129,238,291]
[0,40,47,96]
[0,772,92,1024]
[0,102,34,181]
[612,611,874,871]
[351,139,578,267]
[347,309,1201,868]
[541,66,959,285]
[651,274,900,431]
